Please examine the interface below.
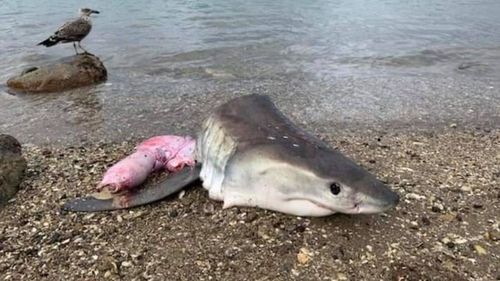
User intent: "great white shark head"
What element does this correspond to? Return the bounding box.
[199,94,400,217]
[221,143,399,217]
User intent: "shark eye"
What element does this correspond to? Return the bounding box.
[330,183,341,195]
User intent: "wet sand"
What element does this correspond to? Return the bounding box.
[0,126,498,281]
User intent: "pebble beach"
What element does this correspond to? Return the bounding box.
[1,126,498,280]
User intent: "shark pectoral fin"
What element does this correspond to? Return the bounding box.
[62,164,202,212]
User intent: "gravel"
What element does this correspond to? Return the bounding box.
[0,127,499,281]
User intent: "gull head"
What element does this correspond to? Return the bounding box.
[79,8,100,17]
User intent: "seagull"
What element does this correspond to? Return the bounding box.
[37,8,99,54]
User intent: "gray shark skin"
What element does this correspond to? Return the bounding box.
[197,94,399,216]
[63,94,399,216]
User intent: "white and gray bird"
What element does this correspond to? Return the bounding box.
[37,8,99,54]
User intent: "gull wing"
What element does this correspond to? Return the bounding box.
[55,18,92,42]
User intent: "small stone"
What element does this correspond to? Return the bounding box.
[127,211,144,219]
[288,223,306,234]
[488,231,500,241]
[178,190,186,199]
[473,244,487,255]
[406,193,425,200]
[454,238,467,244]
[439,213,456,222]
[472,203,483,209]
[409,221,419,229]
[224,247,239,259]
[337,273,348,280]
[421,216,431,226]
[169,210,178,218]
[121,261,132,267]
[445,241,455,249]
[244,211,258,223]
[257,227,270,240]
[297,248,312,265]
[431,203,444,213]
[203,203,215,215]
[460,185,472,192]
[450,123,457,128]
[331,247,345,260]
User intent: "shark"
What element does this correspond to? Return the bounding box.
[63,94,399,216]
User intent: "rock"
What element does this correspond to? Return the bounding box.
[473,244,487,255]
[406,193,425,201]
[0,134,27,205]
[472,203,483,209]
[168,209,178,218]
[487,230,500,241]
[6,53,107,93]
[224,247,239,259]
[409,221,419,230]
[431,203,444,213]
[296,248,312,265]
[337,273,348,280]
[460,185,472,192]
[244,211,258,223]
[421,216,431,226]
[202,202,215,215]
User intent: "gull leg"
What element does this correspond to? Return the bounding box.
[77,42,89,54]
[73,42,79,54]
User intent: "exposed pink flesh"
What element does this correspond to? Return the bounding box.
[96,135,196,193]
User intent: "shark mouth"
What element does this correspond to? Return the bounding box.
[312,200,364,214]
[286,197,363,215]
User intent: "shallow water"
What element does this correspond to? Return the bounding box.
[1,0,500,145]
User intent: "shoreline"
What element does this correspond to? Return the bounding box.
[1,127,498,280]
[2,74,499,147]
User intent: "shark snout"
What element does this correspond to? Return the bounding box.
[356,181,399,214]
[386,189,400,207]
